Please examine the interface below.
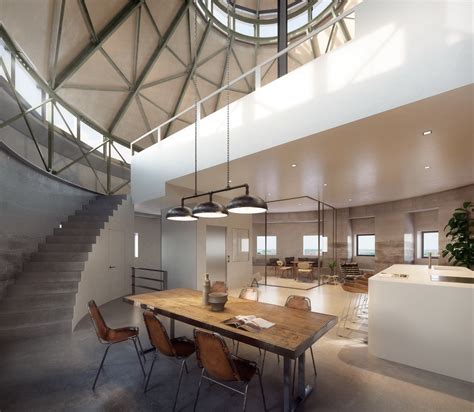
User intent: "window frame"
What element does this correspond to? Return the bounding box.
[356,234,376,257]
[421,230,439,259]
[256,235,277,256]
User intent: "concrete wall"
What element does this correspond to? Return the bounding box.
[351,217,375,270]
[0,142,95,299]
[341,185,474,272]
[249,185,473,275]
[73,197,134,329]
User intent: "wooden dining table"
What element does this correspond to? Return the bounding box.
[124,288,337,412]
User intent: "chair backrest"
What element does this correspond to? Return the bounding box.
[298,261,312,270]
[88,300,109,341]
[143,310,175,357]
[285,295,311,312]
[239,287,259,301]
[210,281,227,293]
[285,257,294,265]
[268,258,279,266]
[194,329,240,381]
[340,263,361,278]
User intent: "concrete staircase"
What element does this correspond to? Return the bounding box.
[0,195,126,339]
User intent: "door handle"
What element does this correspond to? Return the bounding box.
[109,266,116,269]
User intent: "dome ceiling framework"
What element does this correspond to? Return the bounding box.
[1,0,356,149]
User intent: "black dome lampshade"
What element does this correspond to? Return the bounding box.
[193,196,228,218]
[166,206,198,221]
[227,193,268,214]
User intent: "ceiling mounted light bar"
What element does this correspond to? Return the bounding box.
[166,184,267,221]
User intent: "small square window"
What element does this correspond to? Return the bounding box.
[356,234,375,256]
[303,235,328,255]
[422,231,439,258]
[256,235,276,255]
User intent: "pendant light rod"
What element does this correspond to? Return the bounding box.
[180,183,250,206]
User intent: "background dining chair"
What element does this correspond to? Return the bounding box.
[284,295,318,390]
[193,329,267,412]
[210,281,227,293]
[88,300,145,390]
[276,260,293,278]
[297,261,313,282]
[142,310,195,411]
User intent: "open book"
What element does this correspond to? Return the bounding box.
[223,315,275,332]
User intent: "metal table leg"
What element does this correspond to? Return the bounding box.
[297,351,312,404]
[283,352,313,411]
[283,357,291,412]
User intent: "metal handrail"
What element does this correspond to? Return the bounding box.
[131,267,168,294]
[130,5,356,152]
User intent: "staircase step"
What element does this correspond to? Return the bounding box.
[75,209,112,217]
[60,221,104,229]
[46,235,96,244]
[38,243,92,252]
[82,204,117,212]
[68,214,109,223]
[0,293,76,311]
[0,307,73,328]
[16,271,81,283]
[0,320,71,340]
[30,252,89,262]
[8,281,78,296]
[53,228,100,236]
[24,261,84,272]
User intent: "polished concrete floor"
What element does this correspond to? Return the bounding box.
[0,285,472,411]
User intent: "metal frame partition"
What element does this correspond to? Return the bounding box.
[262,196,337,288]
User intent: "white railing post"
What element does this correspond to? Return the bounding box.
[157,127,161,142]
[255,66,261,90]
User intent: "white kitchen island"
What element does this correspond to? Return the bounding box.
[369,264,474,382]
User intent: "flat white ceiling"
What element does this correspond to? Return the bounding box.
[168,85,473,211]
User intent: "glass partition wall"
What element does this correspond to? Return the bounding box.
[252,196,336,289]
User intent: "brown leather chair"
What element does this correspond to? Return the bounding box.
[143,311,195,411]
[193,329,267,412]
[285,295,317,378]
[88,300,145,390]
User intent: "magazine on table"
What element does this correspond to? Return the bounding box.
[223,315,275,332]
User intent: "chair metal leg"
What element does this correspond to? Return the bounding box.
[257,368,267,411]
[137,335,146,364]
[242,383,249,412]
[132,337,146,377]
[173,360,186,412]
[261,350,266,375]
[144,352,157,393]
[193,368,205,412]
[92,344,110,390]
[309,347,317,376]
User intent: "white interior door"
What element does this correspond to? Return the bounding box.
[206,225,227,283]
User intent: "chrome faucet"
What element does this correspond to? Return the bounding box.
[428,252,432,269]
